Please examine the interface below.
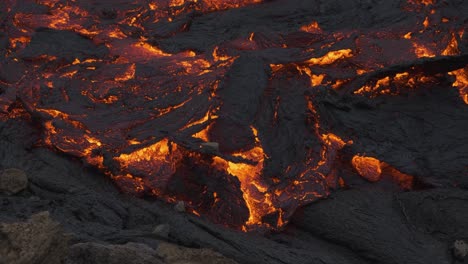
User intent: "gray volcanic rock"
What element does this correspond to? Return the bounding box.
[0,211,69,264]
[153,224,171,238]
[19,28,109,63]
[292,189,452,264]
[0,168,28,195]
[156,242,239,264]
[66,242,238,264]
[453,240,468,261]
[66,242,164,264]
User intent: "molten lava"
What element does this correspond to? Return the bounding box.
[352,155,415,189]
[0,0,465,230]
[352,156,382,182]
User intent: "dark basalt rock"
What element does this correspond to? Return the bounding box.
[0,168,28,195]
[0,211,69,264]
[20,28,109,62]
[66,242,164,264]
[292,189,452,264]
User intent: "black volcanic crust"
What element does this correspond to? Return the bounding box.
[19,28,110,62]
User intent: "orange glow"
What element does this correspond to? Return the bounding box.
[331,79,349,89]
[154,99,192,118]
[212,46,233,62]
[305,49,353,66]
[296,66,326,86]
[169,0,262,11]
[300,21,322,33]
[354,71,439,97]
[131,42,172,58]
[113,174,146,194]
[422,0,435,5]
[207,126,284,229]
[227,146,268,224]
[178,59,212,75]
[1,0,460,231]
[423,16,430,28]
[248,32,255,41]
[169,0,185,7]
[354,76,390,95]
[219,126,273,227]
[9,36,31,49]
[356,69,369,75]
[148,2,158,10]
[115,64,136,82]
[108,29,127,39]
[352,155,382,182]
[117,139,173,165]
[412,42,435,58]
[449,68,468,104]
[384,166,414,190]
[441,34,459,56]
[407,0,434,6]
[193,128,210,141]
[314,133,349,170]
[394,72,410,81]
[61,70,78,78]
[352,155,415,188]
[114,139,182,186]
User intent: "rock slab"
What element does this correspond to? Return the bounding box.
[0,168,28,195]
[0,211,69,264]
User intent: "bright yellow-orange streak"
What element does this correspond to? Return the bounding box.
[115,64,136,81]
[449,68,468,104]
[305,49,353,65]
[116,138,176,167]
[300,21,322,33]
[412,42,435,58]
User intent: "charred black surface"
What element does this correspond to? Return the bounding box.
[20,28,110,62]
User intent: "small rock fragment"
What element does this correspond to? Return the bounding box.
[174,201,185,212]
[153,224,170,238]
[453,240,468,260]
[201,142,220,152]
[0,168,28,194]
[29,196,40,202]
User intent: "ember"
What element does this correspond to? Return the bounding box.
[0,0,466,232]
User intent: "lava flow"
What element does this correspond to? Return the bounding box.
[0,0,466,231]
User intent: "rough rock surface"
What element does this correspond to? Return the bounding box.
[0,211,69,264]
[157,242,239,264]
[453,240,468,261]
[153,224,171,238]
[66,242,238,264]
[291,189,457,264]
[66,242,165,264]
[0,168,28,195]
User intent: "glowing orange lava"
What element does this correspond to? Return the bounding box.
[352,156,382,182]
[0,0,463,231]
